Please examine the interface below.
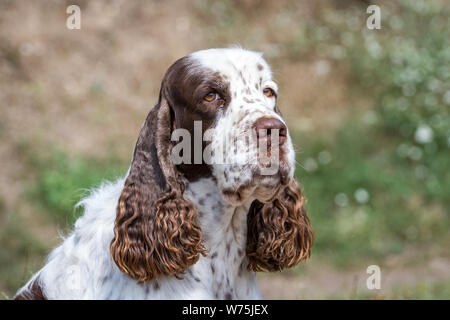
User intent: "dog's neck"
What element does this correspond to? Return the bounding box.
[183,177,257,299]
[183,177,253,251]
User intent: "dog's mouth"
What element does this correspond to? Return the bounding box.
[220,163,293,205]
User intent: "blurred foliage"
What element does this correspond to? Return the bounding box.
[292,0,450,267]
[0,202,46,297]
[26,149,127,228]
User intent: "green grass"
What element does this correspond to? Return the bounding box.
[26,149,127,228]
[0,208,47,296]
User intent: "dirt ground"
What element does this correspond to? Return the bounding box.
[258,256,450,299]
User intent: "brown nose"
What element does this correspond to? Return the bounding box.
[253,117,287,146]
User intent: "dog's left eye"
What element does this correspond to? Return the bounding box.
[263,87,275,98]
[204,92,218,102]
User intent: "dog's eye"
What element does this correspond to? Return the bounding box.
[204,92,218,102]
[263,87,275,98]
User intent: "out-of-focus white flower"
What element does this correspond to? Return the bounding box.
[389,16,403,30]
[19,42,35,56]
[397,143,410,158]
[335,193,349,207]
[402,83,416,97]
[330,45,346,59]
[408,146,423,161]
[396,97,409,111]
[427,78,441,92]
[414,124,434,144]
[363,111,378,125]
[304,158,318,172]
[314,60,330,76]
[354,188,370,204]
[318,150,332,165]
[365,36,383,59]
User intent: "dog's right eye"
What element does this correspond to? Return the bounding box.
[263,87,275,98]
[203,92,218,102]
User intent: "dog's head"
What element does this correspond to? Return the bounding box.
[110,48,313,282]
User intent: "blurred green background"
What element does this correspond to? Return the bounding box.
[0,0,449,299]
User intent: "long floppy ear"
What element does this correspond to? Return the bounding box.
[110,94,205,283]
[246,179,314,272]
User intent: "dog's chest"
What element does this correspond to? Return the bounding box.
[170,178,262,299]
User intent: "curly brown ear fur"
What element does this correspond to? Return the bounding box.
[110,95,205,283]
[246,179,314,272]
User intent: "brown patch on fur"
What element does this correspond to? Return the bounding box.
[224,170,229,182]
[110,95,205,283]
[14,276,46,300]
[222,188,242,202]
[257,64,264,71]
[238,70,247,85]
[246,180,314,272]
[222,180,253,204]
[163,57,231,182]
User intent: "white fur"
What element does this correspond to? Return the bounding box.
[15,177,262,299]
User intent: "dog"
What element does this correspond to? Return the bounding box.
[15,47,313,299]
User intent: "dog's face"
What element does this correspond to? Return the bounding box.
[111,48,313,282]
[164,48,295,205]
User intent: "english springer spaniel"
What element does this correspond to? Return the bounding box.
[15,48,313,300]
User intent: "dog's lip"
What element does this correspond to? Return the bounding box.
[253,158,293,182]
[253,168,291,186]
[220,168,292,205]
